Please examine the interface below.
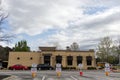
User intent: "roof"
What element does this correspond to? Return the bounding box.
[39,47,56,51]
[39,47,94,52]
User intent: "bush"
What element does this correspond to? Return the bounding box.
[111,67,117,70]
[62,67,68,70]
[62,67,76,70]
[87,67,96,70]
[69,67,76,69]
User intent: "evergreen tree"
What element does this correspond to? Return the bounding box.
[14,40,30,51]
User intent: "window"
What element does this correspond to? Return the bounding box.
[87,60,92,65]
[17,57,20,60]
[67,60,72,65]
[86,56,92,65]
[67,56,73,65]
[77,56,82,65]
[56,55,62,64]
[30,57,33,60]
[44,56,50,65]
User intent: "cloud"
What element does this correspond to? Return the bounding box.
[40,7,120,50]
[4,0,120,35]
[1,0,120,50]
[0,41,14,48]
[4,0,84,35]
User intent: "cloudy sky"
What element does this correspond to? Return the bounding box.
[0,0,120,51]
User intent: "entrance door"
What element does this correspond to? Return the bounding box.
[44,56,51,65]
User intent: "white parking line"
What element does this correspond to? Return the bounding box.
[42,76,45,80]
[70,76,78,80]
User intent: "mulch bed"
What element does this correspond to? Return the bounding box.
[0,75,10,80]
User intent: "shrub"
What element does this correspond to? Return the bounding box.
[87,67,96,70]
[62,67,76,70]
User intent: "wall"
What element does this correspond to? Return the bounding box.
[8,50,96,69]
[8,52,41,67]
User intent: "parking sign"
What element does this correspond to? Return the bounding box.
[31,63,37,72]
[32,63,37,68]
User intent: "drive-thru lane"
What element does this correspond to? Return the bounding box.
[1,70,120,80]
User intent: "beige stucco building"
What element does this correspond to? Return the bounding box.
[8,47,96,69]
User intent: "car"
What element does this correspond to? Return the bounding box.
[9,64,28,70]
[37,64,54,70]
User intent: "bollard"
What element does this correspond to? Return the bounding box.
[58,72,61,77]
[80,71,83,76]
[105,72,109,76]
[32,72,37,78]
[56,71,61,77]
[31,63,37,78]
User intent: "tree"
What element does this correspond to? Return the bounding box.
[0,1,13,42]
[70,42,79,51]
[96,36,114,63]
[14,40,30,51]
[113,38,120,65]
[0,46,12,61]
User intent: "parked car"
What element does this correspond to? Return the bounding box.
[37,64,54,70]
[0,63,3,70]
[9,64,28,70]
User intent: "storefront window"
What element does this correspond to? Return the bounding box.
[77,56,82,65]
[56,55,62,64]
[67,56,73,65]
[86,56,92,65]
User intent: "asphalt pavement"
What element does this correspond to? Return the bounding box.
[0,70,120,80]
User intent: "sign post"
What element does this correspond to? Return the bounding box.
[105,63,110,76]
[78,63,83,76]
[56,63,62,77]
[31,63,37,78]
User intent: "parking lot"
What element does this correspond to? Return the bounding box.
[0,70,120,80]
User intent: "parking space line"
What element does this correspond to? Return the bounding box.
[42,76,45,80]
[70,76,78,80]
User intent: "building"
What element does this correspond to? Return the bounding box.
[8,47,96,69]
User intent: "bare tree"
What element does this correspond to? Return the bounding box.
[96,36,114,63]
[0,1,13,42]
[114,37,120,65]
